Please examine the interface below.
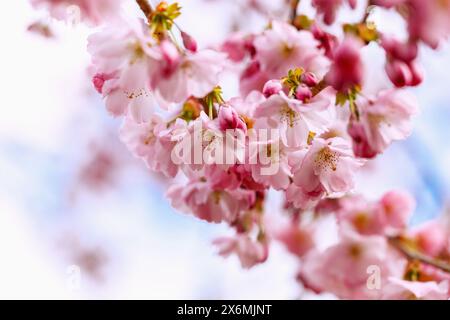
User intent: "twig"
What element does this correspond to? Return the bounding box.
[136,0,153,20]
[388,236,450,274]
[289,0,300,24]
[360,4,374,24]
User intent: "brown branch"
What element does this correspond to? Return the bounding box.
[388,236,450,274]
[136,0,153,20]
[289,0,300,24]
[360,4,374,24]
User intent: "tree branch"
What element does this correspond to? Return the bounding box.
[360,4,374,24]
[388,236,450,274]
[136,0,153,20]
[289,0,300,24]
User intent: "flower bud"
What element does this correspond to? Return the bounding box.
[409,61,424,87]
[181,31,198,52]
[218,106,247,133]
[262,79,283,97]
[301,72,319,87]
[385,60,412,88]
[295,84,313,102]
[325,36,364,92]
[92,73,106,94]
[382,36,418,62]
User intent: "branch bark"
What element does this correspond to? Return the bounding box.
[388,236,450,274]
[289,0,300,24]
[136,0,153,20]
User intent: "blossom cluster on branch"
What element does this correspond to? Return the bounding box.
[30,0,450,299]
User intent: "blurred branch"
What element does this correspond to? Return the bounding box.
[388,236,450,273]
[136,0,153,20]
[360,4,375,23]
[289,0,300,24]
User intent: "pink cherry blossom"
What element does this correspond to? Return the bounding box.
[213,234,268,269]
[354,89,418,156]
[119,113,179,178]
[31,0,122,25]
[166,175,256,224]
[285,182,324,210]
[410,220,448,257]
[290,137,364,195]
[253,87,335,148]
[325,36,364,92]
[253,21,329,80]
[204,165,248,191]
[379,190,415,230]
[248,136,292,190]
[312,0,356,25]
[221,32,255,62]
[170,111,246,172]
[228,90,266,121]
[382,278,449,300]
[29,0,450,300]
[152,49,227,104]
[337,195,388,235]
[88,19,162,115]
[336,191,414,236]
[299,229,406,299]
[406,0,450,49]
[275,220,316,257]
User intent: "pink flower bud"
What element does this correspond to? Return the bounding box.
[218,106,247,133]
[181,31,198,53]
[325,36,364,92]
[295,85,312,102]
[301,72,319,87]
[92,73,106,94]
[262,79,283,97]
[382,36,418,62]
[385,60,412,88]
[409,61,424,87]
[92,73,115,94]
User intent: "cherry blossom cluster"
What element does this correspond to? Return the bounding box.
[30,0,450,299]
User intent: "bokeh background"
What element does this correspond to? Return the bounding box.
[1,0,449,299]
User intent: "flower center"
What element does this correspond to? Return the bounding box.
[282,43,294,57]
[280,104,299,128]
[130,42,145,65]
[314,147,339,171]
[348,244,362,259]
